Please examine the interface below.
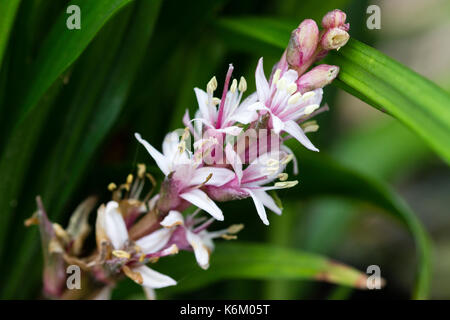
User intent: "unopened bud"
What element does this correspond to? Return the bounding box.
[321,28,349,51]
[296,64,339,93]
[322,9,349,31]
[286,19,319,70]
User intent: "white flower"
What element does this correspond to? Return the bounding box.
[254,57,323,152]
[96,201,177,295]
[158,210,242,270]
[135,132,235,220]
[184,64,259,138]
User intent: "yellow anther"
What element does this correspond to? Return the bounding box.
[137,164,146,179]
[112,250,131,259]
[272,69,282,85]
[227,224,244,234]
[274,180,299,188]
[212,97,221,105]
[288,92,302,105]
[126,174,134,185]
[238,76,247,92]
[301,91,315,100]
[281,154,294,165]
[287,83,297,94]
[207,76,217,93]
[222,234,237,240]
[278,173,289,181]
[108,182,117,191]
[230,79,237,93]
[53,223,69,241]
[276,78,287,90]
[302,120,319,133]
[304,104,319,115]
[139,254,146,262]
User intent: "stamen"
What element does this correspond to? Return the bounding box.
[304,104,320,115]
[227,224,244,234]
[222,234,237,240]
[137,164,146,179]
[230,79,237,93]
[126,174,134,185]
[287,83,297,94]
[108,182,117,191]
[112,250,131,259]
[302,121,319,133]
[301,91,315,100]
[238,76,247,92]
[207,76,217,94]
[288,92,302,105]
[272,69,282,85]
[278,173,289,181]
[212,97,221,105]
[276,78,287,90]
[274,180,299,188]
[281,154,294,165]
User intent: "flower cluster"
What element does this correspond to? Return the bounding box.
[28,10,349,300]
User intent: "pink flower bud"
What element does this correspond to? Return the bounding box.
[320,27,349,51]
[286,19,319,70]
[296,64,340,93]
[322,9,349,31]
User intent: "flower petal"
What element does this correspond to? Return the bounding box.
[251,189,282,215]
[194,88,214,124]
[160,210,185,228]
[135,133,170,175]
[255,57,270,104]
[135,228,173,254]
[190,167,235,187]
[243,188,269,225]
[133,265,177,289]
[180,189,224,221]
[103,201,129,249]
[271,113,285,134]
[186,230,210,270]
[283,120,319,152]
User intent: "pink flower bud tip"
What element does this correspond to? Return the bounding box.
[322,9,349,31]
[286,19,319,69]
[296,64,340,93]
[320,27,349,51]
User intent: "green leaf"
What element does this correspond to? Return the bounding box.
[216,17,450,163]
[52,0,162,217]
[156,242,370,295]
[15,0,133,122]
[326,40,450,164]
[0,0,162,299]
[284,143,432,299]
[0,0,21,69]
[0,0,133,274]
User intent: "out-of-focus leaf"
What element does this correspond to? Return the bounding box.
[156,242,370,295]
[15,0,133,121]
[326,39,450,164]
[284,143,431,299]
[216,17,450,163]
[0,0,134,296]
[0,0,21,68]
[52,0,162,217]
